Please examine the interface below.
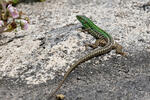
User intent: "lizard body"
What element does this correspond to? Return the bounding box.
[48,15,126,99]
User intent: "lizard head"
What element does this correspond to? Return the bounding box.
[76,15,94,29]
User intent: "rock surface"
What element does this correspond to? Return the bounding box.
[0,0,150,100]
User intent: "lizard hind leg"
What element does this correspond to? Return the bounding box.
[113,42,127,57]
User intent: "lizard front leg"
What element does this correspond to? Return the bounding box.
[85,38,107,50]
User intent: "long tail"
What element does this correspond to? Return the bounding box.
[48,37,112,99]
[48,60,81,99]
[48,78,66,99]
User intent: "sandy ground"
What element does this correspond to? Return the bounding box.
[0,0,150,100]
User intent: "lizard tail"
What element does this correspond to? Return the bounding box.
[48,62,80,99]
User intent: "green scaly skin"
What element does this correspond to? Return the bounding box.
[48,15,125,99]
[76,15,112,39]
[76,15,126,56]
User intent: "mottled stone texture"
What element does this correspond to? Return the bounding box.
[0,0,150,100]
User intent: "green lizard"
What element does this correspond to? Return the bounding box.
[76,15,126,56]
[48,15,126,99]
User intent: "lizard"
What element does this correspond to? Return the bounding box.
[76,15,126,56]
[48,15,126,99]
